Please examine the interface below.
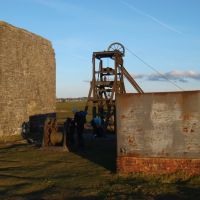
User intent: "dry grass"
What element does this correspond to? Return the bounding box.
[1,136,200,200]
[56,101,93,123]
[0,135,116,199]
[0,101,200,199]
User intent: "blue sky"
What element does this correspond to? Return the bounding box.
[1,0,200,97]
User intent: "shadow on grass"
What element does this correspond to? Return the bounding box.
[0,143,28,150]
[22,187,54,200]
[155,186,200,200]
[68,196,103,200]
[71,129,117,172]
[0,184,54,200]
[99,175,200,200]
[0,183,29,196]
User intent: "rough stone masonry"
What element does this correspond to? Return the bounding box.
[0,21,56,137]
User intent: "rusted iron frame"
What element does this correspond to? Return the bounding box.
[85,50,143,130]
[122,67,144,93]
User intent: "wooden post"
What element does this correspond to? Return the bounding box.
[63,128,69,152]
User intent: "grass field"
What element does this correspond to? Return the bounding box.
[1,137,200,200]
[56,101,93,124]
[0,101,200,199]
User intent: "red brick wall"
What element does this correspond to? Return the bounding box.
[117,156,200,175]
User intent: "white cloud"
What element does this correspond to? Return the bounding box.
[132,70,200,83]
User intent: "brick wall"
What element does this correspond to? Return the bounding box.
[117,156,200,175]
[116,91,200,175]
[0,21,56,137]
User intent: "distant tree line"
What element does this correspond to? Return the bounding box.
[56,97,87,102]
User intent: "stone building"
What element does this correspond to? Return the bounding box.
[0,21,56,137]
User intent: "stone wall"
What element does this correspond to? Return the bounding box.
[116,91,200,175]
[0,21,56,137]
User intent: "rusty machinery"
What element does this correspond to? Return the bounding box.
[42,118,68,151]
[85,42,144,131]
